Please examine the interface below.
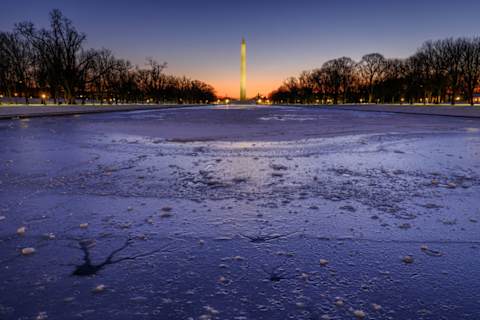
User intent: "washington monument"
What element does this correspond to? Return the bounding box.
[240,38,247,101]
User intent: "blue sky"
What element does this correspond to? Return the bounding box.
[1,0,480,97]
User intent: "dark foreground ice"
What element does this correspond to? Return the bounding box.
[1,105,480,320]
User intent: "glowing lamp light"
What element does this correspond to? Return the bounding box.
[456,96,461,101]
[225,99,230,104]
[257,99,262,104]
[41,94,46,99]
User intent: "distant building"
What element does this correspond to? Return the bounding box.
[474,93,480,104]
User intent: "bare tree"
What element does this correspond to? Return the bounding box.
[17,9,97,104]
[322,61,341,104]
[270,38,480,107]
[0,31,35,103]
[4,9,216,105]
[321,57,356,104]
[417,41,447,103]
[438,38,464,105]
[309,69,327,103]
[145,58,168,103]
[461,38,480,106]
[358,53,387,103]
[381,58,407,103]
[298,71,314,103]
[283,77,300,103]
[87,49,124,104]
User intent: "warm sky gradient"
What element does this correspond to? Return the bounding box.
[1,0,480,98]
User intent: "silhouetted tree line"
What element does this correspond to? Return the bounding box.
[270,38,480,106]
[0,9,216,104]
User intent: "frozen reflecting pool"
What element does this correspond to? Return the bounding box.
[1,105,480,319]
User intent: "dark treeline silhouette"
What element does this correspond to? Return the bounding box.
[0,9,216,105]
[270,38,480,106]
